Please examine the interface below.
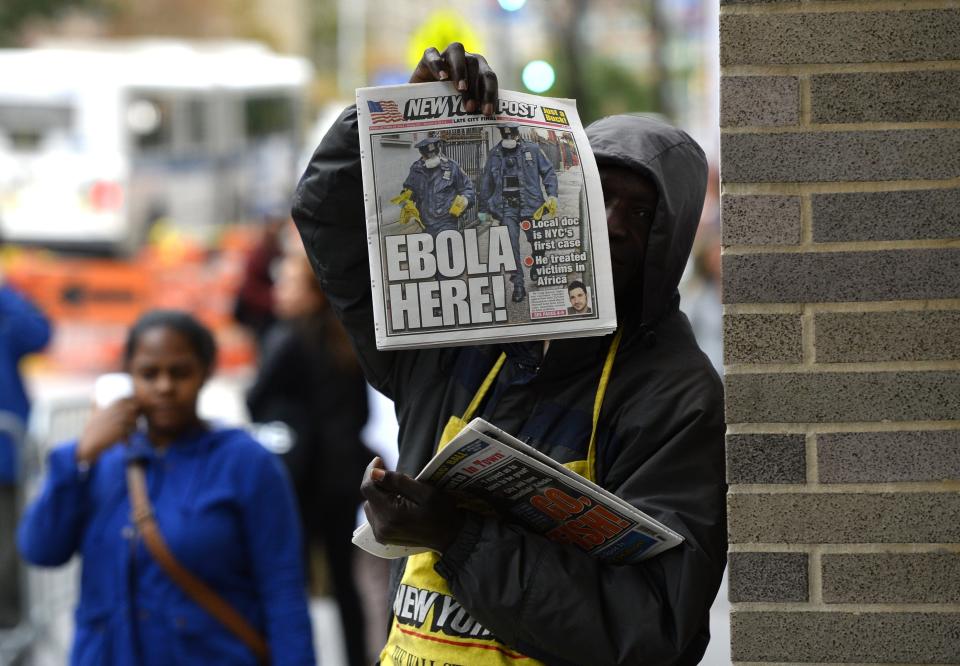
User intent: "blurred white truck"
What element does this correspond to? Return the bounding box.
[0,39,312,254]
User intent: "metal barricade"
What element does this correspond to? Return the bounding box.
[0,396,92,666]
[0,411,30,666]
[440,127,488,230]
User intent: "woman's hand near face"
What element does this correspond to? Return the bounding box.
[76,398,140,465]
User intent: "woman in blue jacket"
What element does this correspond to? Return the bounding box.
[18,310,315,665]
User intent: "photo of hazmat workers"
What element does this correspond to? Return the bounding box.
[478,123,558,303]
[371,122,595,336]
[391,137,476,237]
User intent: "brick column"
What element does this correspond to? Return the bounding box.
[719,2,960,663]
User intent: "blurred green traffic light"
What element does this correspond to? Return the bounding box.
[521,60,555,93]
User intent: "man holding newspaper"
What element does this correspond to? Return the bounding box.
[293,43,726,666]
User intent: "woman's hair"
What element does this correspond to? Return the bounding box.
[124,309,217,370]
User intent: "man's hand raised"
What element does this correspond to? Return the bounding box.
[361,457,466,553]
[409,42,498,117]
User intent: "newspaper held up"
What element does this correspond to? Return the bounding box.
[352,418,684,564]
[357,82,616,350]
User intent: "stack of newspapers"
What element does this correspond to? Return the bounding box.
[352,418,683,564]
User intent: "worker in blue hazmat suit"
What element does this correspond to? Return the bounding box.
[392,137,475,238]
[478,123,559,302]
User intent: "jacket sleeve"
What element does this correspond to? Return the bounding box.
[401,166,416,200]
[0,285,52,359]
[434,392,727,666]
[17,442,89,566]
[291,106,401,397]
[456,163,476,208]
[239,447,315,665]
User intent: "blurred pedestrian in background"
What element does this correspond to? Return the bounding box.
[233,214,287,348]
[17,309,314,665]
[0,272,51,629]
[246,251,372,666]
[682,223,722,374]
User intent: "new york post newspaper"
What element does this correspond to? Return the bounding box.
[357,83,616,350]
[353,418,683,563]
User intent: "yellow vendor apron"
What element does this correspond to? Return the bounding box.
[381,330,623,666]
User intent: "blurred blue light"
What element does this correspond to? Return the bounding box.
[372,68,410,86]
[521,60,555,93]
[498,0,527,11]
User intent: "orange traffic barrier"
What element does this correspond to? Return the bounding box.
[4,225,261,373]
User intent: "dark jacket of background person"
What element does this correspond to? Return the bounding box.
[246,311,371,666]
[246,312,370,501]
[0,284,51,483]
[234,223,283,344]
[17,427,315,666]
[292,108,726,665]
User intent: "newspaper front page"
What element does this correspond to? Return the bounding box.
[352,418,683,564]
[357,82,616,350]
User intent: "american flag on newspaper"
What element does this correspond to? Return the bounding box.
[367,100,404,124]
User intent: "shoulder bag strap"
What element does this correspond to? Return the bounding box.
[125,461,270,664]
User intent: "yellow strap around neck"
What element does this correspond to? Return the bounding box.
[462,352,507,422]
[452,330,622,480]
[586,328,623,479]
[439,352,508,451]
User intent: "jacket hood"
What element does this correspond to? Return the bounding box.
[586,114,707,327]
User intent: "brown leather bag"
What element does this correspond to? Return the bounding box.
[126,461,270,664]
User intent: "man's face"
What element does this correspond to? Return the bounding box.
[569,287,588,312]
[601,166,658,304]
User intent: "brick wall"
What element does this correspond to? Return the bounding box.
[719,2,960,663]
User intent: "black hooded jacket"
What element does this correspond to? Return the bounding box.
[292,108,726,666]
